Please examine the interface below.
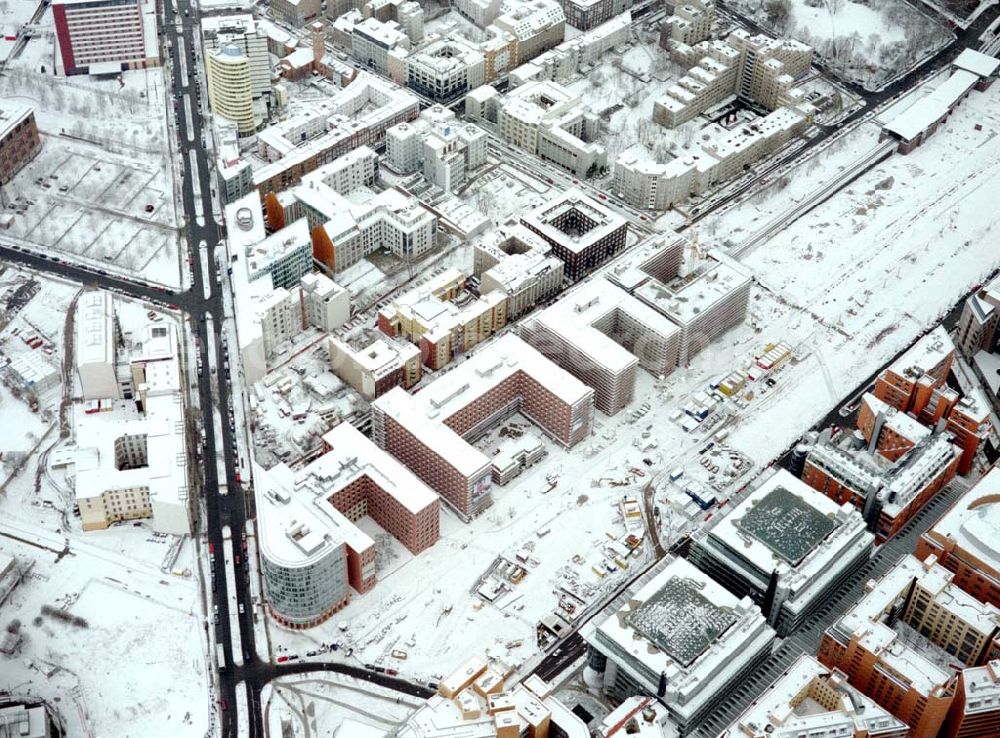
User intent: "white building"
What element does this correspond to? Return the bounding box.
[491,79,607,177]
[492,0,566,65]
[662,0,715,47]
[56,322,192,535]
[584,555,775,735]
[509,11,630,86]
[402,36,487,103]
[300,145,378,195]
[201,14,271,97]
[76,290,125,401]
[386,105,488,192]
[520,278,682,414]
[690,469,874,636]
[351,16,411,75]
[473,223,565,318]
[329,329,422,400]
[301,273,351,331]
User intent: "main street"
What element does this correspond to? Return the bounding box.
[0,0,997,735]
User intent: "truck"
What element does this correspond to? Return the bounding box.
[216,643,226,671]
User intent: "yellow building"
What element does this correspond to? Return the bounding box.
[206,44,262,135]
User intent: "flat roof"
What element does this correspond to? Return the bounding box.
[884,325,955,380]
[953,48,1000,79]
[925,465,1000,577]
[860,392,930,445]
[522,188,626,255]
[76,291,116,369]
[626,573,738,667]
[633,257,751,326]
[884,69,979,142]
[733,478,837,566]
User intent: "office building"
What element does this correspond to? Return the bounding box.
[491,80,607,178]
[56,322,191,535]
[596,697,670,738]
[802,429,961,544]
[716,654,909,738]
[520,279,681,414]
[0,101,40,185]
[403,36,486,103]
[372,334,595,519]
[689,469,873,636]
[257,423,439,627]
[329,329,422,400]
[202,15,271,96]
[386,105,488,193]
[376,268,509,370]
[492,0,566,65]
[398,660,588,738]
[206,45,263,135]
[917,465,1000,607]
[52,0,159,76]
[583,555,775,735]
[473,223,565,319]
[818,555,1000,737]
[252,71,419,197]
[521,188,627,281]
[608,245,751,366]
[943,660,1000,738]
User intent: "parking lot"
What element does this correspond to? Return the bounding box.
[3,136,181,286]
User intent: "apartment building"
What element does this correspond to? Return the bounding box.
[377,268,509,370]
[558,0,632,30]
[818,555,1000,737]
[398,660,588,738]
[583,555,775,736]
[0,101,40,185]
[352,16,411,75]
[857,392,931,462]
[491,80,607,177]
[520,279,681,414]
[521,188,627,281]
[716,654,909,738]
[802,430,961,544]
[252,71,419,197]
[662,0,715,47]
[385,105,488,192]
[956,276,1000,357]
[57,321,191,535]
[473,223,565,318]
[271,0,320,26]
[943,660,1000,738]
[509,10,630,86]
[52,0,159,76]
[493,0,566,65]
[689,469,873,636]
[655,29,812,128]
[300,273,351,332]
[257,423,439,627]
[372,334,595,519]
[330,329,422,399]
[917,465,1000,607]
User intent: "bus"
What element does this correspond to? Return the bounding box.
[216,643,226,671]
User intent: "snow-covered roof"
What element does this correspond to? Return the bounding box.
[884,70,979,142]
[633,258,751,326]
[76,291,117,369]
[860,392,930,445]
[522,188,626,255]
[883,325,954,381]
[718,654,907,738]
[959,660,1000,717]
[373,334,593,477]
[923,465,1000,578]
[953,48,1000,79]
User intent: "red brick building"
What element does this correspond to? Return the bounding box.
[0,101,40,185]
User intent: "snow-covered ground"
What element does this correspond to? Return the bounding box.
[263,673,422,737]
[726,0,953,90]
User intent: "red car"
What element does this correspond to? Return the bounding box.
[277,655,289,663]
[220,700,228,712]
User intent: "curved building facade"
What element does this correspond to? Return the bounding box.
[206,44,261,135]
[259,521,350,629]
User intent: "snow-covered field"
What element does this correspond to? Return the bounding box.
[264,673,422,737]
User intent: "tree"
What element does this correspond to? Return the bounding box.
[763,0,793,32]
